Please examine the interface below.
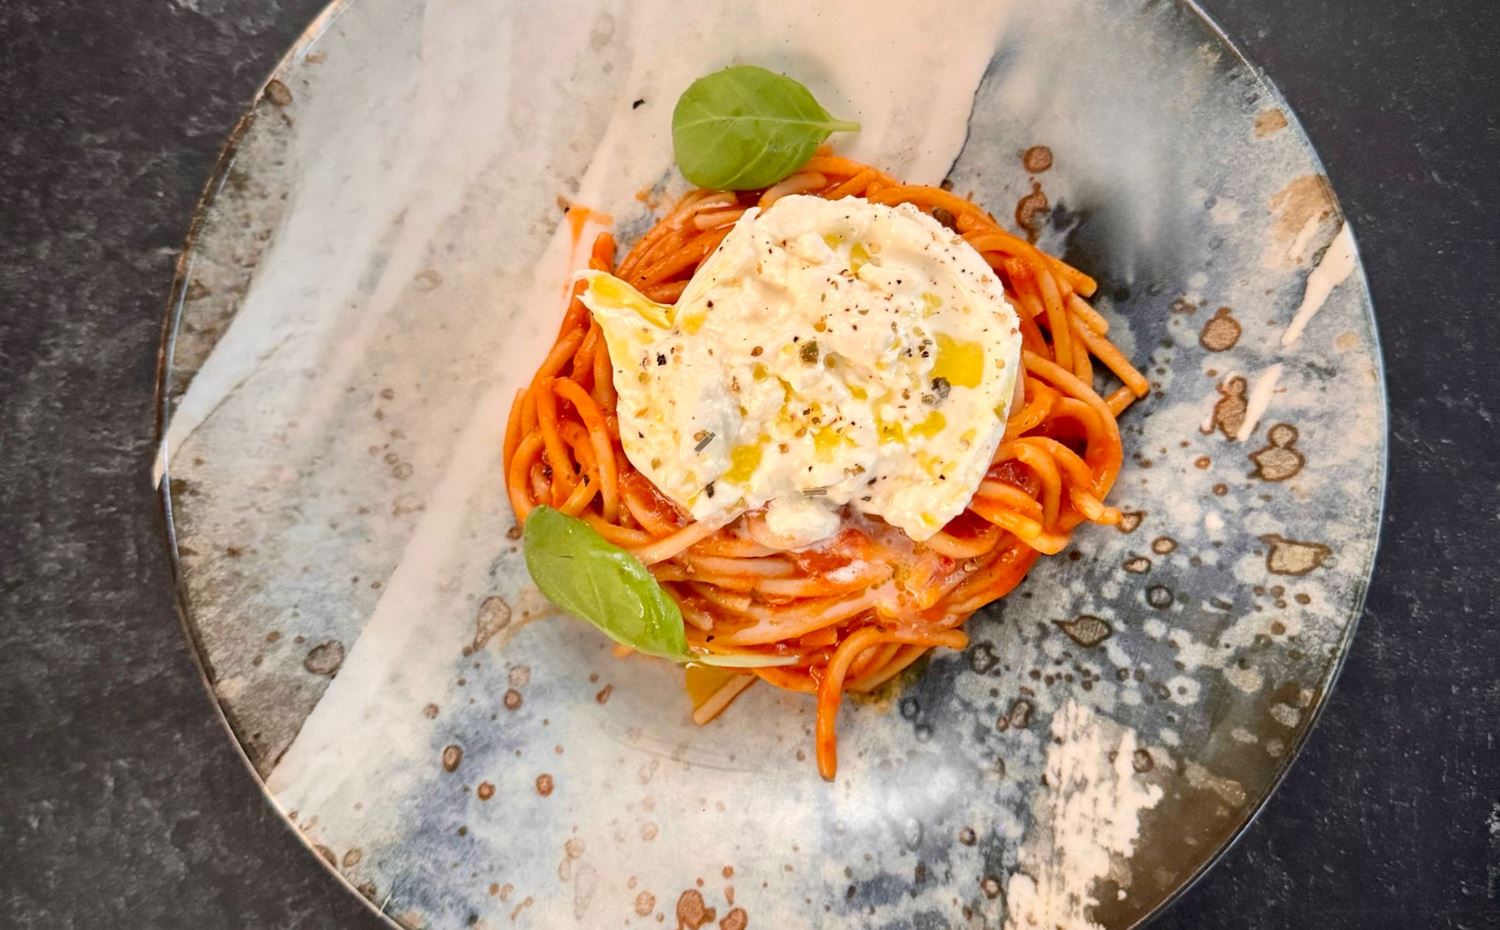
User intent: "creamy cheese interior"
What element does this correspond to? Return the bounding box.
[578,194,1022,547]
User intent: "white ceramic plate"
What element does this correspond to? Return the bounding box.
[156,2,1384,927]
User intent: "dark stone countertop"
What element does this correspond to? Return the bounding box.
[1,1,1496,927]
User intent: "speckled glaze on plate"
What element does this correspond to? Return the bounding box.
[154,1,1385,927]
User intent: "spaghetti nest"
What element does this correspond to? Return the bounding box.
[503,154,1147,779]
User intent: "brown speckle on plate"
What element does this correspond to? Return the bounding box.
[303,641,344,677]
[1254,107,1288,137]
[1261,534,1334,575]
[1205,376,1248,439]
[263,78,293,107]
[1250,424,1306,481]
[1199,306,1241,351]
[471,596,512,653]
[441,744,462,773]
[1014,181,1049,243]
[1021,145,1053,173]
[635,890,656,917]
[1054,615,1113,648]
[675,889,715,929]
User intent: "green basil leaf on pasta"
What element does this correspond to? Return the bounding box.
[522,505,691,660]
[672,65,859,190]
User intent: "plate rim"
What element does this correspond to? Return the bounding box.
[1129,3,1390,924]
[149,2,403,925]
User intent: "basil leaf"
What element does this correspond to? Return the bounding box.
[672,65,860,190]
[523,508,803,670]
[523,506,690,660]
